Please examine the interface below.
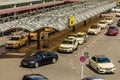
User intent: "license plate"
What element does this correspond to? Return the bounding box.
[106,70,111,73]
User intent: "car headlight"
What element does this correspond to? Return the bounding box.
[29,61,35,63]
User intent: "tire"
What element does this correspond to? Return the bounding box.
[34,62,39,68]
[17,44,20,48]
[52,58,57,64]
[89,62,91,67]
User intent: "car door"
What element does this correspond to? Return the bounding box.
[46,52,53,63]
[90,56,97,69]
[73,39,78,49]
[39,54,48,64]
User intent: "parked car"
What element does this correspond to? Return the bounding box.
[58,37,78,53]
[67,33,86,45]
[22,74,48,80]
[87,24,101,35]
[111,6,120,12]
[29,27,56,40]
[5,34,28,48]
[82,76,105,80]
[117,19,120,27]
[106,26,119,36]
[104,16,113,25]
[77,32,88,39]
[98,20,108,29]
[116,11,120,17]
[89,55,116,74]
[21,51,58,68]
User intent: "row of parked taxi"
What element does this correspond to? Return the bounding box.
[58,14,116,53]
[5,27,56,48]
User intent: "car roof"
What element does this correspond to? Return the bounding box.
[64,37,76,41]
[84,76,104,80]
[77,32,86,34]
[23,74,48,79]
[109,25,116,28]
[99,20,107,22]
[94,55,107,59]
[12,35,22,37]
[68,34,77,36]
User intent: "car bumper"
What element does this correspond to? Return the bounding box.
[78,40,84,45]
[59,48,73,53]
[21,61,35,67]
[87,31,96,35]
[98,68,116,73]
[5,45,19,48]
[107,32,117,36]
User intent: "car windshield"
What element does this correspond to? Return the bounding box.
[97,57,111,63]
[99,21,106,24]
[10,37,19,41]
[90,25,98,29]
[32,51,44,57]
[77,34,84,38]
[68,34,76,37]
[62,40,73,44]
[109,26,116,30]
[105,17,112,20]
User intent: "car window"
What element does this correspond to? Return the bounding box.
[10,37,19,41]
[22,76,32,80]
[97,57,111,63]
[46,52,51,57]
[62,40,73,44]
[109,26,116,30]
[91,57,96,62]
[90,25,98,29]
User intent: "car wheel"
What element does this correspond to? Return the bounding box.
[18,44,20,48]
[34,62,39,68]
[89,62,91,67]
[52,58,57,64]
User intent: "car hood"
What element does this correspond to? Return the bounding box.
[23,56,37,61]
[60,44,73,48]
[88,29,97,31]
[98,63,115,68]
[107,30,116,33]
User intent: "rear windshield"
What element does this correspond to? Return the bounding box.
[62,40,73,44]
[10,37,19,40]
[90,25,98,29]
[109,26,116,30]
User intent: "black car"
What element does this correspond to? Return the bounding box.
[82,76,105,80]
[21,51,58,68]
[22,74,48,80]
[117,19,120,27]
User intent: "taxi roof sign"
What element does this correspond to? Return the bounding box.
[69,16,75,27]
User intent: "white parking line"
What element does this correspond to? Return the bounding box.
[107,41,117,51]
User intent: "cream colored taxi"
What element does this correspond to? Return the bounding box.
[58,37,78,53]
[89,55,116,74]
[87,24,101,35]
[5,34,28,48]
[98,20,108,29]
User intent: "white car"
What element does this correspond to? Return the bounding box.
[111,7,120,12]
[67,34,86,45]
[116,12,120,17]
[89,55,116,74]
[58,37,78,53]
[104,17,113,25]
[98,20,108,29]
[87,25,101,35]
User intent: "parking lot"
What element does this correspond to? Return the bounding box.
[0,11,119,80]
